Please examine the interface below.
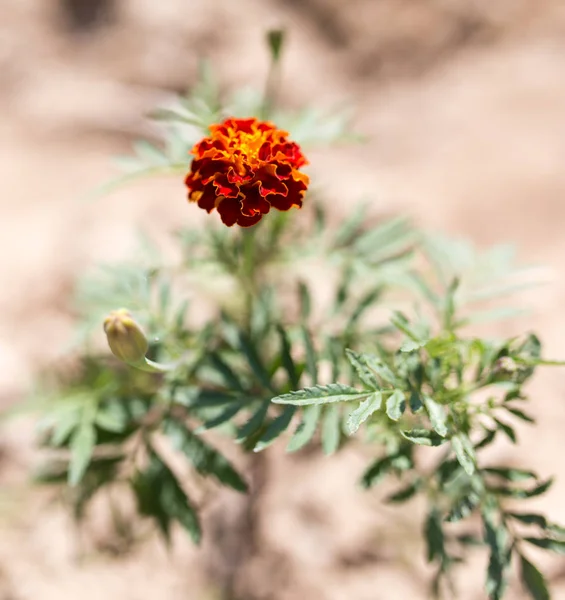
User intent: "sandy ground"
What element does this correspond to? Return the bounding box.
[1,1,565,598]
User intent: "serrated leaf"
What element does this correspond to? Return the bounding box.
[524,537,565,554]
[166,420,247,493]
[484,467,536,482]
[483,508,510,600]
[452,434,476,475]
[425,509,445,562]
[345,349,380,389]
[387,480,420,503]
[298,281,311,321]
[50,409,80,446]
[409,390,423,413]
[346,349,397,386]
[401,429,447,446]
[301,326,318,384]
[236,401,269,442]
[423,395,448,437]
[386,390,405,421]
[476,428,498,449]
[346,392,382,434]
[95,402,129,433]
[160,474,202,544]
[445,492,481,522]
[272,383,371,406]
[150,107,203,126]
[68,422,96,487]
[286,404,321,452]
[489,478,553,499]
[133,449,202,544]
[278,326,300,389]
[321,404,341,455]
[361,456,392,489]
[506,406,535,423]
[507,512,547,528]
[494,418,517,443]
[400,339,422,352]
[390,311,422,342]
[333,201,369,248]
[238,332,274,392]
[196,403,242,433]
[519,554,550,600]
[209,352,245,392]
[254,406,297,452]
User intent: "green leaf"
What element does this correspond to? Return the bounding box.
[345,349,380,389]
[524,537,565,554]
[409,390,423,413]
[133,449,202,544]
[254,406,297,452]
[150,108,203,126]
[484,467,537,482]
[425,509,445,562]
[494,418,517,443]
[387,480,420,503]
[166,420,248,493]
[482,508,510,600]
[346,286,385,330]
[476,428,498,450]
[272,383,371,406]
[321,404,341,455]
[519,554,550,600]
[390,311,422,343]
[445,492,481,523]
[238,332,274,392]
[301,326,318,384]
[507,513,547,528]
[488,478,553,500]
[160,477,202,544]
[298,281,311,321]
[196,403,243,433]
[209,352,245,392]
[361,456,393,489]
[400,339,422,352]
[386,390,406,421]
[277,326,300,389]
[286,405,321,452]
[50,409,80,446]
[452,434,476,476]
[236,401,269,442]
[333,201,369,247]
[95,402,129,433]
[506,406,535,423]
[346,392,382,435]
[401,429,447,446]
[68,421,96,487]
[423,395,448,437]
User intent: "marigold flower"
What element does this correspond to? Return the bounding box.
[184,117,309,227]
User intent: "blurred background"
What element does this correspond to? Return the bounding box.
[2,1,565,598]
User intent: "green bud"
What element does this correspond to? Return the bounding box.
[103,309,148,365]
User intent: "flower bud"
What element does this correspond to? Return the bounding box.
[103,309,148,364]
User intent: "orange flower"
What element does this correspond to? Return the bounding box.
[184,118,309,227]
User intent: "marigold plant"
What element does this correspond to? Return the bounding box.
[28,30,565,600]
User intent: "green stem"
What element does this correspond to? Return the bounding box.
[240,227,260,332]
[128,356,175,373]
[260,56,281,120]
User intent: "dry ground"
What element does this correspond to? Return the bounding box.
[1,1,565,598]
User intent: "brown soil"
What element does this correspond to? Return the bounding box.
[2,1,565,598]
